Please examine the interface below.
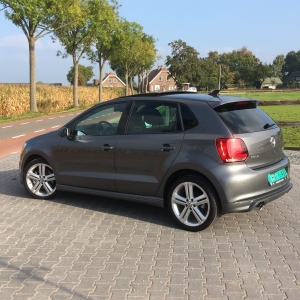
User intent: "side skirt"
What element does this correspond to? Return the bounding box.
[56,184,164,208]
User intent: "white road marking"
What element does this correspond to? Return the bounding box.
[51,125,60,128]
[1,125,12,128]
[48,117,55,119]
[59,116,65,118]
[11,151,19,154]
[36,120,43,122]
[12,134,25,139]
[21,122,29,125]
[34,129,45,133]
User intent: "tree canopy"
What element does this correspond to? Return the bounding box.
[67,64,94,86]
[282,51,300,77]
[109,20,156,95]
[54,0,116,106]
[0,0,73,111]
[165,40,201,89]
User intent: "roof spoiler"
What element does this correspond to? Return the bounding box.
[208,89,220,96]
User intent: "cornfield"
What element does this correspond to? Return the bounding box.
[0,84,126,118]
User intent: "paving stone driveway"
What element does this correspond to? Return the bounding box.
[0,153,299,300]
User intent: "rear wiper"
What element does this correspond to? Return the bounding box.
[263,123,276,129]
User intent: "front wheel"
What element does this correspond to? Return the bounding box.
[23,158,57,199]
[167,176,218,232]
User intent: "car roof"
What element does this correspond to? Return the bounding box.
[116,91,259,108]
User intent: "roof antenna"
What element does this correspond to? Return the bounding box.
[208,89,220,96]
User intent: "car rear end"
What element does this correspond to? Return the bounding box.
[208,98,292,213]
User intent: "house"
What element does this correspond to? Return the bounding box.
[261,77,282,89]
[283,71,300,87]
[141,66,176,92]
[95,72,126,88]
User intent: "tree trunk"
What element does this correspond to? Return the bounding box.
[125,68,129,96]
[138,73,141,94]
[99,61,105,103]
[73,56,79,107]
[130,77,134,95]
[28,37,37,112]
[145,71,149,93]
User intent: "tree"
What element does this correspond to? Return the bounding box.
[165,40,202,89]
[67,65,94,85]
[282,51,300,77]
[135,35,157,94]
[87,2,120,102]
[54,0,114,106]
[219,47,260,86]
[256,62,272,88]
[109,21,155,96]
[0,0,73,112]
[272,54,285,79]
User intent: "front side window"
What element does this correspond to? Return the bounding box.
[128,102,180,134]
[73,102,127,136]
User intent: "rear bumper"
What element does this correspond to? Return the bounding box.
[221,181,293,214]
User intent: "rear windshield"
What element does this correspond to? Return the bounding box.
[214,101,276,134]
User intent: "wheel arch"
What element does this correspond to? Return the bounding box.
[163,169,222,213]
[23,154,50,169]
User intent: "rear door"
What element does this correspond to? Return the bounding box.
[114,101,184,196]
[214,101,284,169]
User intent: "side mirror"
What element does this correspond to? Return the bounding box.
[58,127,70,137]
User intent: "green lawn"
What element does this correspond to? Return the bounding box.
[260,105,299,148]
[281,127,300,148]
[260,105,300,122]
[223,91,300,101]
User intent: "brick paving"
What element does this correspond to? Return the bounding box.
[0,153,299,300]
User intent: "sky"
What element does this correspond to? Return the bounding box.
[0,0,300,86]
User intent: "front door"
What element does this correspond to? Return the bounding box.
[56,102,127,191]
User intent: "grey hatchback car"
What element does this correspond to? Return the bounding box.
[19,91,293,231]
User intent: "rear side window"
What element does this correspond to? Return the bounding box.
[180,104,198,130]
[214,101,276,134]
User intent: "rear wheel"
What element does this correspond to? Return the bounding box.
[23,158,57,199]
[168,175,218,231]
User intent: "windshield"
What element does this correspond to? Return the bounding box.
[214,101,277,134]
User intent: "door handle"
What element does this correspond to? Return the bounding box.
[101,144,114,151]
[160,144,175,151]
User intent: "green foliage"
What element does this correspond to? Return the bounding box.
[282,50,300,77]
[109,20,156,95]
[219,47,260,86]
[53,0,118,105]
[165,40,202,89]
[272,55,285,79]
[67,65,95,86]
[0,0,74,112]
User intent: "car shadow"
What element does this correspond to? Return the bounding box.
[0,168,179,230]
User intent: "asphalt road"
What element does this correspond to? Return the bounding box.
[0,112,82,158]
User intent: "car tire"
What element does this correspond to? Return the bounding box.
[23,158,57,200]
[167,175,218,232]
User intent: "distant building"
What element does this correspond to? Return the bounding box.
[261,77,282,89]
[283,71,300,87]
[100,72,126,88]
[141,66,176,92]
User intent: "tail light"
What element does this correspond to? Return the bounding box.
[216,138,248,163]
